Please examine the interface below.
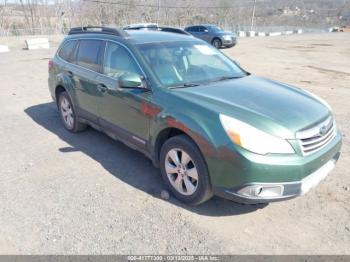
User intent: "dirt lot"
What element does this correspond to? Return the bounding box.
[0,32,349,254]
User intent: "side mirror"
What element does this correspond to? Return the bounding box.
[204,29,209,33]
[119,72,148,89]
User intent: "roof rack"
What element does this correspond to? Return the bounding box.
[123,23,158,30]
[123,25,191,36]
[68,26,129,37]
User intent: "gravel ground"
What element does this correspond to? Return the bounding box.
[0,32,349,254]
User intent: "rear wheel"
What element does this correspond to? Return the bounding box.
[58,91,87,132]
[212,38,222,49]
[160,135,213,205]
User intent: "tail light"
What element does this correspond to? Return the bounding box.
[48,59,54,71]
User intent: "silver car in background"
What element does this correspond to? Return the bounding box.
[184,24,237,48]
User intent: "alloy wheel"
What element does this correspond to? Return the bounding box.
[60,97,74,129]
[213,39,221,48]
[165,148,199,195]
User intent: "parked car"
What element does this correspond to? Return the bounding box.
[124,24,191,36]
[49,26,341,205]
[185,24,237,48]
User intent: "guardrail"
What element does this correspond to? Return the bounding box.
[0,45,10,52]
[237,29,306,38]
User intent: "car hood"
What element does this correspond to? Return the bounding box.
[172,75,330,138]
[217,31,236,37]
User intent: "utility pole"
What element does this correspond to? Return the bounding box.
[157,0,160,24]
[250,0,257,31]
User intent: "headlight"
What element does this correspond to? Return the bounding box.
[219,114,295,155]
[223,35,232,41]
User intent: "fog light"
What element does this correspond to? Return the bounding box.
[237,185,284,198]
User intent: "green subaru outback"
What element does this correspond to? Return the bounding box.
[48,26,342,205]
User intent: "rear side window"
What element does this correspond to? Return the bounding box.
[76,40,103,72]
[58,40,77,62]
[191,26,199,32]
[186,26,197,32]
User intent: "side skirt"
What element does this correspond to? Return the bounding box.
[76,107,154,162]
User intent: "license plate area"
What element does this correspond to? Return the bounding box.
[300,159,336,195]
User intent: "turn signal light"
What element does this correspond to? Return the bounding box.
[48,59,53,71]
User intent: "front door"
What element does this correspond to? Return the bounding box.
[197,26,211,43]
[96,41,151,149]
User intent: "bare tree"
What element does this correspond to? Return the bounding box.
[1,0,349,36]
[0,0,8,29]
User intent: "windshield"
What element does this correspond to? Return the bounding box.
[137,41,246,87]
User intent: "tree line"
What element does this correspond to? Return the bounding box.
[0,0,349,36]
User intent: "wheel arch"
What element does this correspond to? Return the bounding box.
[151,117,217,168]
[54,83,76,110]
[54,71,76,104]
[55,85,66,103]
[153,127,189,166]
[211,37,222,44]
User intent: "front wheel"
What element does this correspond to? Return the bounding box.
[212,38,222,49]
[160,135,213,205]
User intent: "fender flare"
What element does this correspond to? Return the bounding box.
[150,112,217,166]
[55,73,77,105]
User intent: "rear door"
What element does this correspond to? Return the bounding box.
[73,39,104,122]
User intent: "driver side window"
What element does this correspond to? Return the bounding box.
[103,42,141,79]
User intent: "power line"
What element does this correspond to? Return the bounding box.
[81,0,347,12]
[82,0,253,9]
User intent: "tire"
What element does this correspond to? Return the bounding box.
[212,38,222,49]
[58,91,87,132]
[160,135,213,205]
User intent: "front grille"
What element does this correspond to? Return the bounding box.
[296,116,336,155]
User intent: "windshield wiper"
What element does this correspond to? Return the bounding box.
[169,83,200,89]
[215,75,244,82]
[169,76,244,88]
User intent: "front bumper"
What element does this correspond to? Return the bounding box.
[222,39,237,47]
[213,152,340,204]
[209,129,342,204]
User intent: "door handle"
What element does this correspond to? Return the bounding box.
[97,83,107,93]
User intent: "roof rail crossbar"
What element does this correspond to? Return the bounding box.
[68,26,129,37]
[122,24,191,35]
